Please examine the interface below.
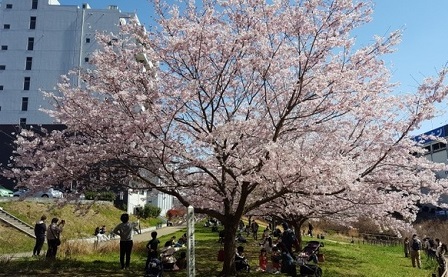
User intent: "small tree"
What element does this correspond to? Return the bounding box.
[136,204,161,219]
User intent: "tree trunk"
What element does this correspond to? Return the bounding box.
[219,218,239,276]
[291,221,303,251]
[289,217,307,251]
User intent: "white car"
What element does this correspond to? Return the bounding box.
[13,187,64,198]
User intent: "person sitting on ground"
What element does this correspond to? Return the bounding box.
[258,248,268,272]
[99,225,106,234]
[96,225,109,242]
[176,251,187,270]
[175,233,187,247]
[235,246,250,272]
[165,236,176,247]
[236,233,247,243]
[271,246,282,273]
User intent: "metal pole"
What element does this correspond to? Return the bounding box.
[187,205,195,277]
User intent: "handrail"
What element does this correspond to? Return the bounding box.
[0,208,34,229]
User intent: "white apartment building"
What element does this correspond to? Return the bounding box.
[0,0,135,125]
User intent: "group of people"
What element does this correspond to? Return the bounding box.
[238,218,260,240]
[112,213,187,274]
[404,234,447,275]
[32,215,65,259]
[234,221,310,277]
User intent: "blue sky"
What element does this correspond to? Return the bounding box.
[61,0,448,134]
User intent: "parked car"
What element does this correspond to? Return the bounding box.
[13,187,64,198]
[0,185,13,197]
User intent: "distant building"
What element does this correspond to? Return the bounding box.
[123,188,174,216]
[414,125,448,216]
[0,1,172,214]
[0,0,136,124]
[0,0,136,185]
[414,125,448,178]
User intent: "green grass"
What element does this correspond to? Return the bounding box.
[0,202,441,276]
[0,200,161,254]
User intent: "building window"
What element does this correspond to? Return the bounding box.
[0,85,3,90]
[4,24,11,29]
[86,38,91,43]
[20,118,27,127]
[0,65,5,70]
[84,57,89,62]
[6,4,12,9]
[25,57,33,70]
[27,37,34,50]
[30,17,36,29]
[21,97,29,111]
[23,77,31,90]
[32,0,38,9]
[1,46,7,50]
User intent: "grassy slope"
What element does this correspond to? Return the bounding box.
[0,200,156,254]
[0,202,439,277]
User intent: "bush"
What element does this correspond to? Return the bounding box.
[166,208,186,220]
[84,191,116,202]
[136,204,161,219]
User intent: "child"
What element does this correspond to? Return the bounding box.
[235,246,250,272]
[258,249,268,272]
[271,246,281,273]
[145,231,160,270]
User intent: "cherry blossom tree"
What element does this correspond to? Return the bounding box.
[4,0,448,275]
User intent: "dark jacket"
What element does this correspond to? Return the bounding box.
[34,220,46,238]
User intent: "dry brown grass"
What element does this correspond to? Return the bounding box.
[415,219,448,242]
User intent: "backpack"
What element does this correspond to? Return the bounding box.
[145,258,163,277]
[282,230,297,248]
[412,239,421,250]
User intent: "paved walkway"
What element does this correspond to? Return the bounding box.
[0,224,187,260]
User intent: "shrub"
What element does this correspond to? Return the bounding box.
[84,191,116,202]
[136,204,161,219]
[166,208,186,220]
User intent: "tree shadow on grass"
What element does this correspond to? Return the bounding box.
[0,258,142,277]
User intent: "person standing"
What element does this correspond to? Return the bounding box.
[308,222,314,237]
[435,239,447,276]
[410,234,422,269]
[113,213,135,270]
[145,231,160,270]
[403,237,410,258]
[281,222,299,255]
[33,215,47,256]
[46,217,65,259]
